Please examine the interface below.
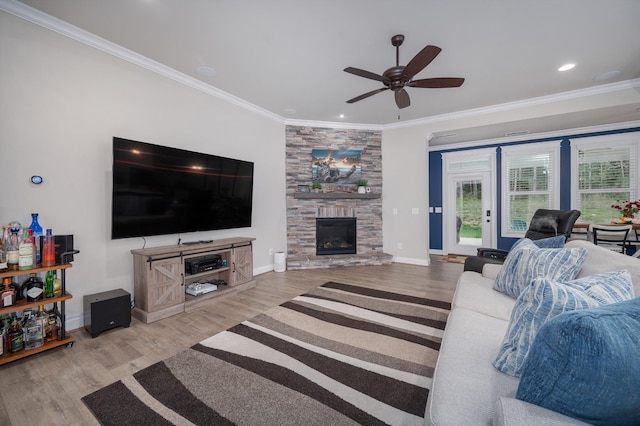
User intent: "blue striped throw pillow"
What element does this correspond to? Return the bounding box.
[494,239,587,299]
[493,271,634,377]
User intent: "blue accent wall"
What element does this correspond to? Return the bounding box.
[429,126,640,252]
[428,151,443,249]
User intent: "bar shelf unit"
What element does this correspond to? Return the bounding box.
[0,261,76,365]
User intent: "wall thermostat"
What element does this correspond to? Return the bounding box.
[30,175,43,184]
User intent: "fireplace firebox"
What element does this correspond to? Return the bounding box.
[316,218,356,255]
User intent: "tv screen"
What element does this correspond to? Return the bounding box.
[111,137,254,239]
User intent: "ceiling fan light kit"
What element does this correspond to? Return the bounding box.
[344,34,465,109]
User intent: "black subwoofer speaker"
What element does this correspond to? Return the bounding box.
[84,289,131,338]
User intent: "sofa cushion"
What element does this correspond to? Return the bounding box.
[453,272,516,321]
[425,307,519,426]
[493,397,591,426]
[516,296,640,425]
[492,271,634,377]
[494,239,587,299]
[567,239,640,295]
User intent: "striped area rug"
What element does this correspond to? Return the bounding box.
[82,281,451,425]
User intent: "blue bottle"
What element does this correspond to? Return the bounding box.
[28,213,43,265]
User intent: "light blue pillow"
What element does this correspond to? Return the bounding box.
[531,235,565,248]
[516,296,640,425]
[494,239,587,299]
[492,271,634,377]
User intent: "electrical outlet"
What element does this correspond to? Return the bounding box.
[269,248,274,255]
[412,208,419,215]
[397,243,403,249]
[393,208,398,215]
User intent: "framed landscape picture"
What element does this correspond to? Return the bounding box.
[311,149,361,184]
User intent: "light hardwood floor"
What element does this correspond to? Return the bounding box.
[0,258,462,426]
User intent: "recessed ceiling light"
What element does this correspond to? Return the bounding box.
[558,63,575,72]
[339,114,345,119]
[284,108,297,115]
[594,70,621,81]
[196,66,217,77]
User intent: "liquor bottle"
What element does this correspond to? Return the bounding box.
[45,270,55,298]
[18,227,34,270]
[0,242,6,271]
[22,274,44,302]
[1,277,15,307]
[28,213,43,266]
[7,316,24,353]
[36,305,50,340]
[0,224,7,271]
[46,306,60,341]
[23,311,44,350]
[42,228,55,267]
[6,222,21,271]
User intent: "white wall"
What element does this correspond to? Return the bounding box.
[0,11,287,326]
[382,126,430,265]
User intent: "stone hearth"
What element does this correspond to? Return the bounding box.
[285,126,392,270]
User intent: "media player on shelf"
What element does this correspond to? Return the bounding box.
[185,282,218,296]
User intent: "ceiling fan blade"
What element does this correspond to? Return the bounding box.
[409,77,465,88]
[346,87,389,103]
[344,67,389,84]
[395,89,410,109]
[402,45,442,81]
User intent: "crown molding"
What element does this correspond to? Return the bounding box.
[0,0,284,124]
[2,0,638,133]
[427,120,640,152]
[284,119,383,131]
[385,78,640,131]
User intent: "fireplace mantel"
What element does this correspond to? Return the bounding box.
[293,192,381,200]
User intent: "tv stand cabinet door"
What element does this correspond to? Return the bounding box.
[133,255,184,318]
[232,244,253,285]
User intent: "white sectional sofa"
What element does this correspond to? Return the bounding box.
[425,240,640,425]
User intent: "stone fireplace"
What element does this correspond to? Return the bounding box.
[285,125,392,269]
[316,217,357,255]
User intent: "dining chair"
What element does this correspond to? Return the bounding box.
[588,224,633,254]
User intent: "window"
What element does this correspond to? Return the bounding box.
[571,134,639,223]
[501,142,560,236]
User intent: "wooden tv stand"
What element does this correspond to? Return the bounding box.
[130,237,255,323]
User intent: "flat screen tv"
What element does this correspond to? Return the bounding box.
[111,137,254,239]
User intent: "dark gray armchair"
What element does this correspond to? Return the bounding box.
[463,209,582,272]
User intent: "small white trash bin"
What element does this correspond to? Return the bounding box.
[274,251,286,272]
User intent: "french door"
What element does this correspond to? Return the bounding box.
[445,172,494,255]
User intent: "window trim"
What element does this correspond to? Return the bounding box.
[570,133,639,223]
[501,141,561,238]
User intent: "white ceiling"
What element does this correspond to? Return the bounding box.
[9,0,640,143]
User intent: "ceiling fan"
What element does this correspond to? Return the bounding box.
[344,34,465,109]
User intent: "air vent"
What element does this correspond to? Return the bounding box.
[504,130,530,137]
